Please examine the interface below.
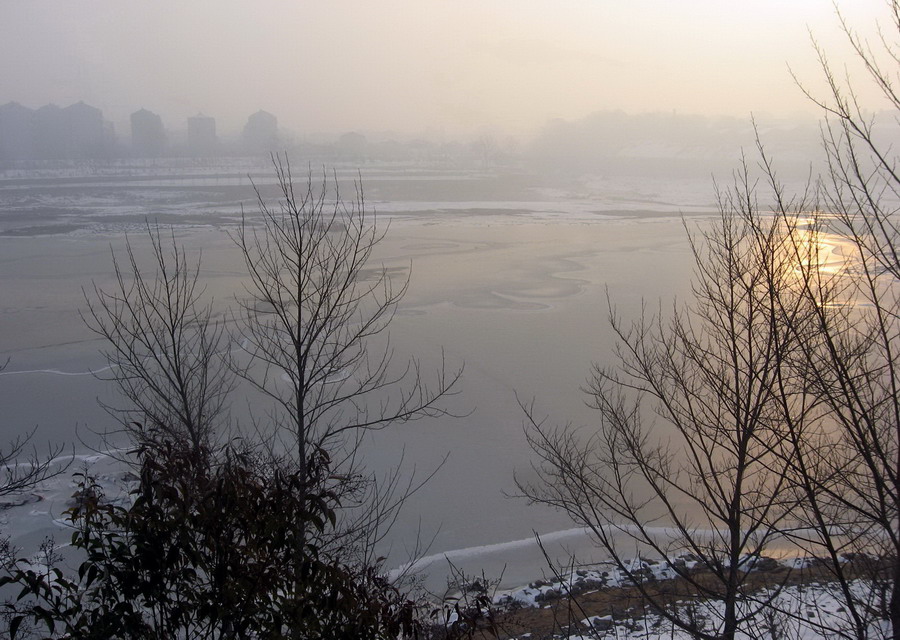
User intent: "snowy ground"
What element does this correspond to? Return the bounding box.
[3,463,886,640]
[486,557,890,639]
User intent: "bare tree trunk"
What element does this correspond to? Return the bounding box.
[520,164,804,640]
[233,156,462,629]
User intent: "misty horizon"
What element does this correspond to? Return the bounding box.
[0,97,828,145]
[0,97,858,181]
[2,1,894,140]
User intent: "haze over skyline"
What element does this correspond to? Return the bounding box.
[1,1,894,139]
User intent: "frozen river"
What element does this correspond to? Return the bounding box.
[0,161,722,590]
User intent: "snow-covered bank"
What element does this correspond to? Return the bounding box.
[2,450,893,640]
[477,556,890,640]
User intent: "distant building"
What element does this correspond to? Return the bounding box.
[32,104,67,159]
[242,110,278,153]
[131,108,166,157]
[0,101,109,161]
[0,102,35,163]
[64,101,105,158]
[187,113,217,155]
[103,120,117,152]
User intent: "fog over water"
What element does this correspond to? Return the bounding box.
[2,1,898,590]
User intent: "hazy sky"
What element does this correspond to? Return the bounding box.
[0,1,893,138]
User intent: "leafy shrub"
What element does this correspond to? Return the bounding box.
[2,436,419,639]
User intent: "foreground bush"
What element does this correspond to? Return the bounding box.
[1,436,420,639]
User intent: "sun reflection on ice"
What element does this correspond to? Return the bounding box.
[790,216,847,276]
[784,214,860,310]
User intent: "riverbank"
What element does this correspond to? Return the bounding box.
[440,554,886,639]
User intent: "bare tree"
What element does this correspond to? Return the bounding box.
[81,157,461,567]
[762,4,900,638]
[0,360,68,514]
[521,4,900,637]
[0,437,63,507]
[518,163,812,640]
[4,159,461,637]
[233,157,461,557]
[0,361,67,638]
[82,222,234,455]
